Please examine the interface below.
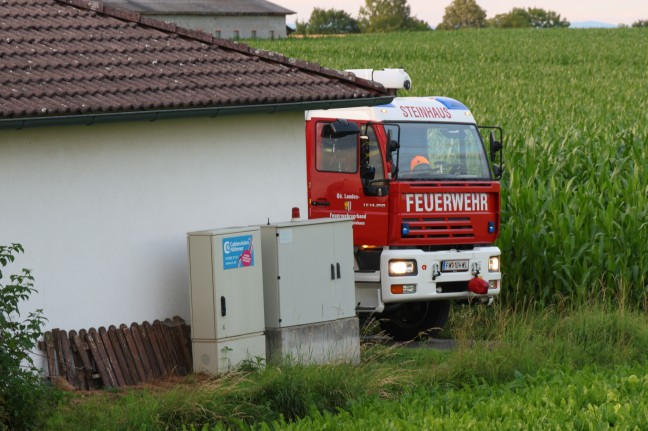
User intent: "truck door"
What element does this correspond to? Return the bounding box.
[307,120,389,246]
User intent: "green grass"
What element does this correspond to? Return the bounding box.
[42,28,648,430]
[43,302,648,430]
[250,28,648,307]
[241,366,648,430]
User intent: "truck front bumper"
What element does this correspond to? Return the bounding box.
[379,246,501,304]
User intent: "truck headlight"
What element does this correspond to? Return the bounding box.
[388,259,417,276]
[488,256,500,272]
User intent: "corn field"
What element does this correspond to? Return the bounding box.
[252,29,648,307]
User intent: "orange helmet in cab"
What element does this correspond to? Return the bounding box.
[410,155,430,172]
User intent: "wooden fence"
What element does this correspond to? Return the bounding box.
[38,316,192,390]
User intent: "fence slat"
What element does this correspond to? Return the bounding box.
[79,329,99,387]
[170,323,191,374]
[144,320,170,377]
[121,324,146,382]
[87,329,116,388]
[102,327,129,387]
[40,318,192,389]
[51,329,67,378]
[71,330,94,390]
[113,325,139,384]
[67,330,85,389]
[130,323,154,382]
[159,320,181,373]
[59,330,77,388]
[166,317,189,370]
[44,331,58,379]
[138,322,162,379]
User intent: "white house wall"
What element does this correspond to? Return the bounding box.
[150,14,287,39]
[0,112,307,334]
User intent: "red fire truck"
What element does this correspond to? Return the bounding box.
[305,69,503,340]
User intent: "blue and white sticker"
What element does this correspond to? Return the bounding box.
[222,234,254,270]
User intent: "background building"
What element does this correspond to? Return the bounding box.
[103,0,295,39]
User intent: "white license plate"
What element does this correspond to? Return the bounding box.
[441,259,469,272]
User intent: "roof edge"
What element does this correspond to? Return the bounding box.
[0,97,395,130]
[55,0,386,95]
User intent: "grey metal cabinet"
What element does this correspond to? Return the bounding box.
[187,226,265,373]
[260,219,355,329]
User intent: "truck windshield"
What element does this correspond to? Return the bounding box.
[387,123,491,181]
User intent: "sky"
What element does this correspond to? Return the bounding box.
[277,0,647,27]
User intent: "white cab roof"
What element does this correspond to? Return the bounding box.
[306,97,476,124]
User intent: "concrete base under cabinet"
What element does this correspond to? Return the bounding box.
[265,317,360,365]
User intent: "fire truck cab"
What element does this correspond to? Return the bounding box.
[305,69,503,340]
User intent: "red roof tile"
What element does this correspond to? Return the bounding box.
[0,0,388,123]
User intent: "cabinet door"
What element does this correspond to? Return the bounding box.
[276,223,336,327]
[211,231,265,339]
[331,221,356,320]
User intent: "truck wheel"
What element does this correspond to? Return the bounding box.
[380,300,451,341]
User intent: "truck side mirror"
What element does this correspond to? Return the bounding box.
[389,139,400,152]
[330,119,360,138]
[359,135,387,196]
[489,131,502,162]
[385,127,401,179]
[387,139,400,165]
[360,135,370,164]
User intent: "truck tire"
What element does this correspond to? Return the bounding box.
[380,300,451,341]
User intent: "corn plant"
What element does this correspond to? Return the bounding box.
[252,29,648,307]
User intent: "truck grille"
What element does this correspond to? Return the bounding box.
[402,216,474,240]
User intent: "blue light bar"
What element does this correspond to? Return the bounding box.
[401,223,410,236]
[433,97,469,110]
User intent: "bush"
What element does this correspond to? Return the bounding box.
[0,244,54,430]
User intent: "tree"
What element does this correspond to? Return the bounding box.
[527,8,569,28]
[1,244,53,430]
[488,7,569,28]
[437,0,487,30]
[295,8,360,35]
[631,19,648,28]
[488,8,531,28]
[294,20,308,35]
[358,0,430,33]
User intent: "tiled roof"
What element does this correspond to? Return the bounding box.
[102,0,295,16]
[0,0,388,126]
